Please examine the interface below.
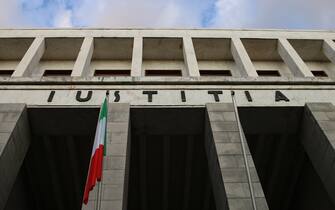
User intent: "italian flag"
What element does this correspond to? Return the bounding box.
[83,97,108,205]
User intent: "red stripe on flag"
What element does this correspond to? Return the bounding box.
[83,155,95,204]
[90,151,99,189]
[97,145,104,181]
[83,98,108,205]
[82,149,101,204]
[83,167,91,204]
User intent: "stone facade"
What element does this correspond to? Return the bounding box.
[0,29,334,210]
[82,103,130,210]
[0,29,333,82]
[301,103,335,203]
[0,104,30,209]
[205,103,268,210]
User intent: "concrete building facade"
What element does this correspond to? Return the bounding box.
[0,29,334,210]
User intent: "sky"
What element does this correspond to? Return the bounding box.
[0,0,334,29]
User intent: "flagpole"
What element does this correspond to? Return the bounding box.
[231,91,257,210]
[96,90,109,210]
[96,182,101,210]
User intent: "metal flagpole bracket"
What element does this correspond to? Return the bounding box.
[231,91,257,210]
[106,90,110,104]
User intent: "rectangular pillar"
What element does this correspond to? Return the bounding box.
[13,37,45,77]
[205,103,268,210]
[323,39,335,64]
[131,37,143,77]
[82,103,131,210]
[72,37,94,77]
[301,103,335,203]
[0,104,31,209]
[231,38,258,77]
[183,36,200,77]
[278,38,314,77]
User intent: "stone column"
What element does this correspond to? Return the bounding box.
[131,37,143,77]
[231,38,258,78]
[72,37,94,77]
[277,38,314,77]
[0,104,31,210]
[183,36,200,77]
[323,39,335,64]
[301,103,335,203]
[82,103,131,210]
[12,37,45,77]
[205,103,268,210]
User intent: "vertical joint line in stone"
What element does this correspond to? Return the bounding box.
[66,137,81,205]
[323,39,335,64]
[231,37,258,78]
[277,38,314,77]
[182,135,194,210]
[13,37,45,77]
[162,136,170,210]
[139,135,147,210]
[183,36,200,77]
[72,37,94,77]
[131,36,143,77]
[231,94,257,210]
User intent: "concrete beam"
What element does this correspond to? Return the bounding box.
[72,37,94,77]
[183,36,200,77]
[131,37,143,77]
[231,38,258,77]
[278,38,314,77]
[323,39,335,64]
[13,37,45,77]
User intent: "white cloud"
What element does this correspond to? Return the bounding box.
[73,0,211,28]
[210,0,249,28]
[211,0,335,29]
[24,0,44,9]
[53,9,73,27]
[0,0,26,27]
[0,0,334,29]
[4,0,75,28]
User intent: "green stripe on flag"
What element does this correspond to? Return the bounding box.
[100,98,108,120]
[101,98,108,155]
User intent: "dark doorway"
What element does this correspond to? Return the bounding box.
[239,107,335,210]
[127,108,217,210]
[5,108,99,210]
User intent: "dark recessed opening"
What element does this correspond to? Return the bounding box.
[145,70,182,76]
[257,70,281,77]
[128,108,216,210]
[5,108,99,210]
[94,69,131,76]
[311,70,328,77]
[239,107,335,210]
[0,70,14,77]
[43,70,72,77]
[200,70,232,76]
